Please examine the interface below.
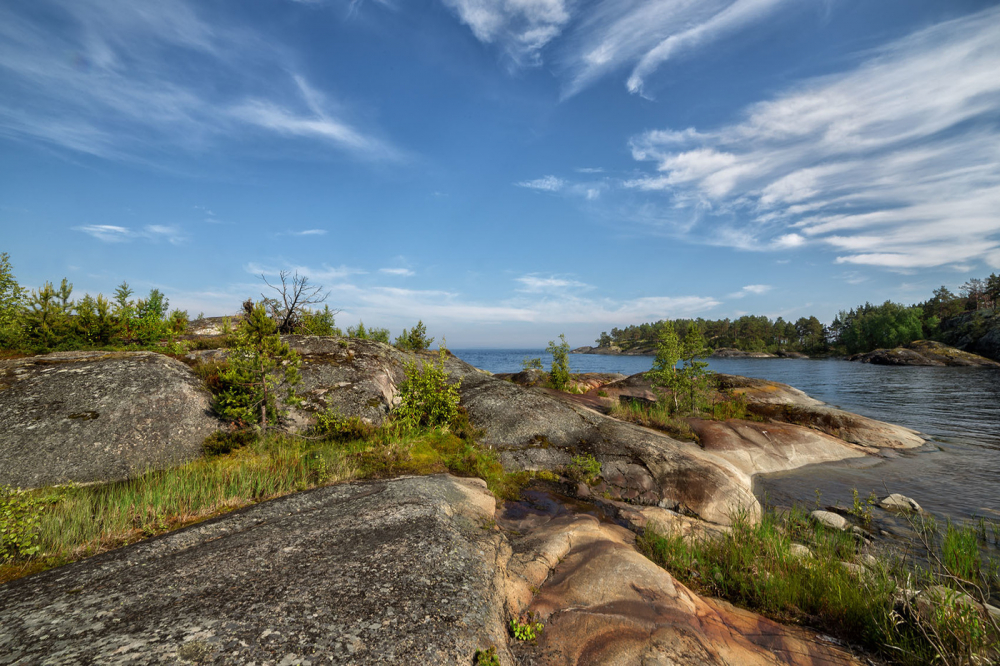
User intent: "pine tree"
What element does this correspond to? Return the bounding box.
[216,300,301,432]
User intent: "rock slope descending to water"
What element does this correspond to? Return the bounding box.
[0,475,512,666]
[0,351,221,489]
[192,337,921,525]
[847,340,1000,367]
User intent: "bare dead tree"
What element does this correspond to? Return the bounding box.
[259,270,333,334]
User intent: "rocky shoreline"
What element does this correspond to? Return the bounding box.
[0,335,971,665]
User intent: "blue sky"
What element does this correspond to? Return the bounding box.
[1,0,999,347]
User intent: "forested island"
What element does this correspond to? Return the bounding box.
[580,275,1000,361]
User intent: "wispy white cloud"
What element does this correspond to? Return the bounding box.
[626,7,1000,270]
[0,0,401,163]
[557,0,788,97]
[728,284,772,299]
[246,262,366,281]
[516,274,591,293]
[441,0,571,66]
[575,167,605,174]
[379,267,415,276]
[516,175,566,192]
[281,229,328,236]
[75,224,186,244]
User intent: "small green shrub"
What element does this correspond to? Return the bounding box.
[546,334,571,391]
[510,612,544,641]
[474,646,500,666]
[848,488,877,529]
[202,429,258,456]
[566,453,601,485]
[1,486,43,561]
[521,356,543,370]
[313,409,377,442]
[394,345,461,429]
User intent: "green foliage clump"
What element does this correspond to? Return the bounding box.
[521,356,543,370]
[546,334,571,390]
[394,320,433,351]
[347,320,390,344]
[474,646,500,666]
[214,300,301,429]
[566,453,601,484]
[848,488,877,530]
[648,323,711,415]
[394,345,461,429]
[942,521,982,583]
[202,428,259,456]
[510,613,544,641]
[0,253,26,349]
[1,486,43,562]
[299,305,342,336]
[313,409,377,442]
[834,301,925,354]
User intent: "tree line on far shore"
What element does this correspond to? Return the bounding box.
[595,274,1000,356]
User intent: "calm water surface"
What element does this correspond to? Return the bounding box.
[452,349,1000,522]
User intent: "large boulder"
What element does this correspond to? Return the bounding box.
[0,351,221,489]
[0,474,513,665]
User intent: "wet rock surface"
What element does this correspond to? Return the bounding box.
[0,475,513,666]
[0,351,221,489]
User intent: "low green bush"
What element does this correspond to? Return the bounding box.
[313,409,378,442]
[566,453,601,484]
[394,346,461,429]
[1,486,43,562]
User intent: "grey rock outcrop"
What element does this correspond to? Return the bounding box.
[0,474,513,665]
[0,351,221,489]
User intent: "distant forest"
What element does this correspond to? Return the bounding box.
[596,274,1000,356]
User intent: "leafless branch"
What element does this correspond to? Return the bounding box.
[260,270,331,334]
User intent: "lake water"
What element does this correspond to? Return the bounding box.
[452,349,1000,523]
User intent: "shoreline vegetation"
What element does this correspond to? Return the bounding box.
[2,253,999,662]
[576,274,1000,362]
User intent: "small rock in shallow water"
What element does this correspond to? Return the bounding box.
[879,493,921,512]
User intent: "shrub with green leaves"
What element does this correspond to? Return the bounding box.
[546,334,571,391]
[313,409,377,441]
[0,253,25,349]
[521,356,543,370]
[394,345,461,429]
[1,486,43,562]
[566,453,601,484]
[510,613,544,641]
